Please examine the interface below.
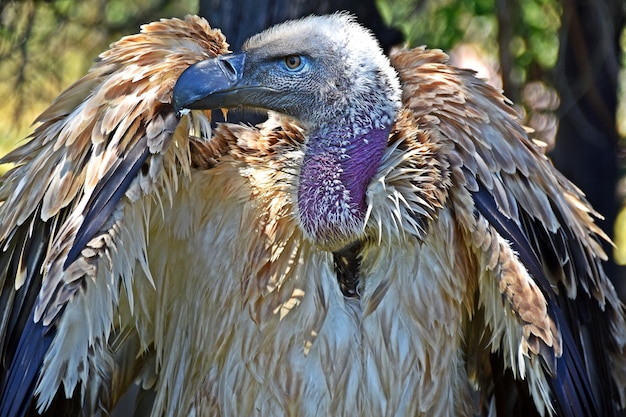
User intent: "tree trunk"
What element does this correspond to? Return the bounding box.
[198,0,402,52]
[550,0,625,295]
[495,0,522,102]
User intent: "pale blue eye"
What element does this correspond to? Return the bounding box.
[282,55,306,71]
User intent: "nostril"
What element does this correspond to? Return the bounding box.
[218,54,245,81]
[221,58,237,77]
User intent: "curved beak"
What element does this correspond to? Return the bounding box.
[173,53,247,113]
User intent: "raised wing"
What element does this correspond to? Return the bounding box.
[392,47,626,416]
[0,16,227,416]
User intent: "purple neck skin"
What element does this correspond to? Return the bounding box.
[297,127,390,249]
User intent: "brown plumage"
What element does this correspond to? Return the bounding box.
[1,13,625,417]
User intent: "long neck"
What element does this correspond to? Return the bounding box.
[297,122,391,250]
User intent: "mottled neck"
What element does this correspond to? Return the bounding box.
[297,124,390,250]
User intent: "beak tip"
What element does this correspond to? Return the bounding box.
[172,67,200,113]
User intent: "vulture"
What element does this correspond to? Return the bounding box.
[0,12,625,417]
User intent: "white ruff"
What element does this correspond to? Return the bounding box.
[136,147,477,417]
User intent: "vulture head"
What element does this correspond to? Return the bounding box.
[174,14,402,251]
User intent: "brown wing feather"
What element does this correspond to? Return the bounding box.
[0,15,228,415]
[391,47,626,416]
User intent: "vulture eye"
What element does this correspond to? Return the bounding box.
[283,55,305,71]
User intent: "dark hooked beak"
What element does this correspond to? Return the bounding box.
[173,53,247,114]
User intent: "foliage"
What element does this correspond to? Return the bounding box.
[377,0,561,90]
[377,0,497,50]
[0,0,197,157]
